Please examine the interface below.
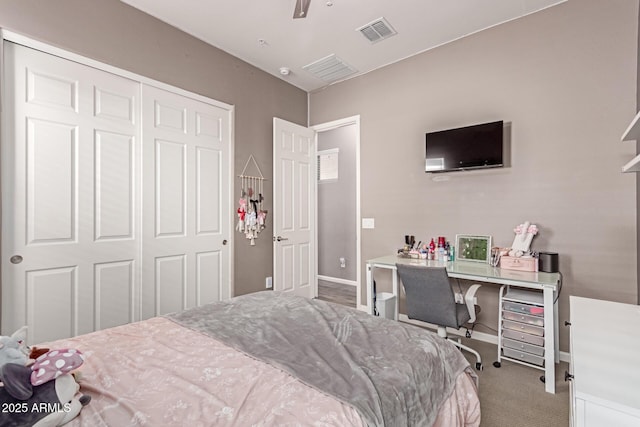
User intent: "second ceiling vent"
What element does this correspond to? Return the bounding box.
[356,17,397,44]
[303,54,357,83]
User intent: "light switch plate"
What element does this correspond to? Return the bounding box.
[362,218,375,229]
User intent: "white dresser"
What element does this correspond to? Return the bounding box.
[569,296,640,426]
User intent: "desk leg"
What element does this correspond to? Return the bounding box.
[554,291,560,363]
[543,287,556,394]
[392,267,399,321]
[366,263,374,315]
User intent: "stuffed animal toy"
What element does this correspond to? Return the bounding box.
[29,347,50,362]
[0,326,29,368]
[0,363,90,426]
[0,328,90,426]
[30,349,85,386]
[0,329,84,387]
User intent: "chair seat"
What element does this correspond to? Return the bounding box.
[407,303,470,328]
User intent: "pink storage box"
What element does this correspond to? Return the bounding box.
[500,256,538,272]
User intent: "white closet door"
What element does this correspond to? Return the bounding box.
[1,42,140,343]
[141,85,230,319]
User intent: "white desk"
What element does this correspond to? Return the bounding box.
[366,255,561,394]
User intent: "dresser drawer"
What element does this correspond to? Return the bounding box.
[503,310,544,327]
[503,347,545,366]
[503,329,545,347]
[503,337,544,356]
[503,319,544,336]
[503,301,544,317]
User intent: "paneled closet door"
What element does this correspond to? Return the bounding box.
[1,42,140,343]
[141,85,230,319]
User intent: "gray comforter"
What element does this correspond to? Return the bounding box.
[167,291,475,427]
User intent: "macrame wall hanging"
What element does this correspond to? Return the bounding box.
[237,155,267,245]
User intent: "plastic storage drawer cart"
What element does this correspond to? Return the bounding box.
[494,286,547,378]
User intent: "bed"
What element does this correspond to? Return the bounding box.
[45,291,480,426]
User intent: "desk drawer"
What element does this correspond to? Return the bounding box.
[503,301,544,317]
[503,328,545,346]
[503,310,544,327]
[503,337,544,356]
[503,347,545,366]
[503,319,544,336]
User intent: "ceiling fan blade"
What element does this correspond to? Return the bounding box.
[293,0,311,19]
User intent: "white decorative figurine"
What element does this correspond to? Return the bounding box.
[508,221,538,257]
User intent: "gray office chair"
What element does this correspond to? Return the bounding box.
[396,263,483,370]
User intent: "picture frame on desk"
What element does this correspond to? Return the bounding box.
[455,234,492,263]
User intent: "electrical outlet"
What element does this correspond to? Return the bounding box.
[265,276,273,289]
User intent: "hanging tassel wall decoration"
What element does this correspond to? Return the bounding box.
[237,155,266,246]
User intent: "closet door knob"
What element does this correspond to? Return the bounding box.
[222,240,228,245]
[10,255,23,264]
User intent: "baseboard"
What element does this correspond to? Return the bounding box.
[318,275,357,287]
[398,314,571,363]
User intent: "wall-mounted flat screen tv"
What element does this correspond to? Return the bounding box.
[425,120,503,173]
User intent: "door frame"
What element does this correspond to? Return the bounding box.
[0,30,236,327]
[311,116,362,310]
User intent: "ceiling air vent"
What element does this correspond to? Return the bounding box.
[303,54,357,83]
[357,17,397,44]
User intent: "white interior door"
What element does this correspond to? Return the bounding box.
[141,85,231,319]
[273,118,316,298]
[1,42,140,343]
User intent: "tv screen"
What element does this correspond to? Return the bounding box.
[425,120,503,173]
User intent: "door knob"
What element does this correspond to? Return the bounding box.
[10,255,23,264]
[275,236,288,242]
[222,240,228,245]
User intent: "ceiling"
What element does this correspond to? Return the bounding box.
[120,0,565,92]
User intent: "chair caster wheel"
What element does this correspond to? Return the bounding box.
[493,361,501,368]
[465,331,471,338]
[540,375,545,383]
[475,362,483,371]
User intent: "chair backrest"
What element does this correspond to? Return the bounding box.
[396,264,461,328]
